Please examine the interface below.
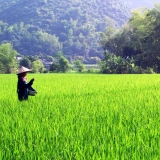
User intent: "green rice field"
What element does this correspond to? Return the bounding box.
[0,74,160,159]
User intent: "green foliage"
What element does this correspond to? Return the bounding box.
[73,60,85,72]
[0,61,5,73]
[26,55,39,63]
[131,66,155,74]
[101,4,160,73]
[49,62,59,73]
[100,52,132,74]
[49,53,71,73]
[19,57,31,69]
[0,0,130,60]
[32,60,44,73]
[100,20,118,52]
[58,56,71,73]
[0,22,62,57]
[86,68,96,73]
[45,55,54,62]
[0,43,18,73]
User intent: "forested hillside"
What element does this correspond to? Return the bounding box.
[0,0,129,63]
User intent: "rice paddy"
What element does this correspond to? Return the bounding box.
[0,74,160,159]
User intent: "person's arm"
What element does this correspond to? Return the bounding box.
[19,78,34,88]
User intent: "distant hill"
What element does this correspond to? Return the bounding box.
[0,0,129,26]
[0,0,129,63]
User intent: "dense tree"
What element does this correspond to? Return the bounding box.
[58,56,71,73]
[19,57,31,69]
[49,62,59,72]
[101,4,160,73]
[0,43,18,73]
[73,60,85,72]
[49,52,71,73]
[26,56,39,63]
[100,52,132,74]
[32,60,44,73]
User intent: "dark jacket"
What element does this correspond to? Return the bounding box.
[17,78,34,101]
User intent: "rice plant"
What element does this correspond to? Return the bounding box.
[0,74,160,159]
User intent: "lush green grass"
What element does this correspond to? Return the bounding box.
[0,74,160,159]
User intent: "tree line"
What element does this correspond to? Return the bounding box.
[100,4,160,74]
[0,43,90,74]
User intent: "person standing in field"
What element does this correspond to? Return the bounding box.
[17,66,37,101]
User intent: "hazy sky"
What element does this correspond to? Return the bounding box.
[121,0,160,9]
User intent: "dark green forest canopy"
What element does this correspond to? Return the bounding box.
[0,0,129,27]
[0,0,130,63]
[101,4,160,73]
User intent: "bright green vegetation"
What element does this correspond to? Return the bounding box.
[0,74,160,159]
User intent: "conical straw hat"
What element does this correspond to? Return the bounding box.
[17,66,31,75]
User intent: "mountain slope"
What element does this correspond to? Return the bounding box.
[0,0,129,27]
[0,0,130,62]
